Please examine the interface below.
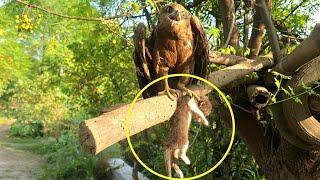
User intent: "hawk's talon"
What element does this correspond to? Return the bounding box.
[180,87,200,101]
[159,88,177,101]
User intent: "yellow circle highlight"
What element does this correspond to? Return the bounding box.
[125,74,235,180]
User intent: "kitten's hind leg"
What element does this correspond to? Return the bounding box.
[180,142,190,165]
[173,149,180,159]
[172,163,184,178]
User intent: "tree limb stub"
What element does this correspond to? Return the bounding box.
[247,85,271,109]
[207,54,273,86]
[79,54,274,155]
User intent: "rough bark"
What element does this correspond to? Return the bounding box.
[209,51,273,65]
[243,0,251,51]
[79,96,177,154]
[255,0,282,63]
[219,0,239,48]
[309,95,320,112]
[265,105,320,179]
[218,99,320,179]
[273,24,320,75]
[248,0,272,59]
[248,6,266,58]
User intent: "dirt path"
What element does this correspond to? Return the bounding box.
[0,125,45,179]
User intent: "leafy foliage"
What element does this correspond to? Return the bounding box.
[0,0,136,178]
[0,0,319,179]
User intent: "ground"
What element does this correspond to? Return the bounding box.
[0,123,45,179]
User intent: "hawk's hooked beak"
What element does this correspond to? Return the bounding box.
[168,10,191,22]
[168,10,181,21]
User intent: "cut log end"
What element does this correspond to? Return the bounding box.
[78,52,275,155]
[79,122,97,154]
[247,85,271,109]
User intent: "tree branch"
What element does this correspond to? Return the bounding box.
[79,53,273,154]
[243,1,251,52]
[273,24,320,75]
[281,0,308,23]
[210,51,272,66]
[15,0,160,22]
[219,0,240,48]
[256,0,282,63]
[248,0,270,59]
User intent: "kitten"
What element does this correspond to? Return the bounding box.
[164,95,212,178]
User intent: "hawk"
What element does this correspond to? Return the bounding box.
[133,3,209,100]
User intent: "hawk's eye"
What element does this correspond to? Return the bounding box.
[166,6,173,13]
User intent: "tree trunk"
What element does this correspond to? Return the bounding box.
[248,0,272,59]
[218,99,320,179]
[79,53,273,154]
[219,0,239,48]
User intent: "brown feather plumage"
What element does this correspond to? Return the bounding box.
[133,3,209,97]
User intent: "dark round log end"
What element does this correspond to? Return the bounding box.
[79,121,97,154]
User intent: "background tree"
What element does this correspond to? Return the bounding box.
[0,0,319,179]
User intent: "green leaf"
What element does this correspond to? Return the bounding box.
[272,71,281,76]
[209,27,220,38]
[146,0,155,9]
[288,86,295,95]
[274,78,281,88]
[281,87,290,95]
[293,97,303,104]
[131,3,140,13]
[229,45,236,55]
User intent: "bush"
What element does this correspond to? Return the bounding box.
[42,130,94,179]
[10,120,43,137]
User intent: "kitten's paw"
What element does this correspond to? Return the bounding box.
[181,156,190,165]
[173,164,184,178]
[175,171,184,178]
[203,120,209,126]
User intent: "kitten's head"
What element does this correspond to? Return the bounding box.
[198,96,212,117]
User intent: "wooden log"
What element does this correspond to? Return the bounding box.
[207,54,273,86]
[79,96,177,154]
[79,54,274,155]
[209,51,272,66]
[273,24,320,75]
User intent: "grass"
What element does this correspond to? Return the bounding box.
[0,136,48,154]
[0,117,48,154]
[98,143,123,159]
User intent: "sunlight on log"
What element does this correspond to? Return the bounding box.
[79,53,273,154]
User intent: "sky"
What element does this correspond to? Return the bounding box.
[315,11,320,23]
[0,0,319,22]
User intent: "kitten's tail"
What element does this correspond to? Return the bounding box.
[164,147,172,177]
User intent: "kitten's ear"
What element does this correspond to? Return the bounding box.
[198,101,204,107]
